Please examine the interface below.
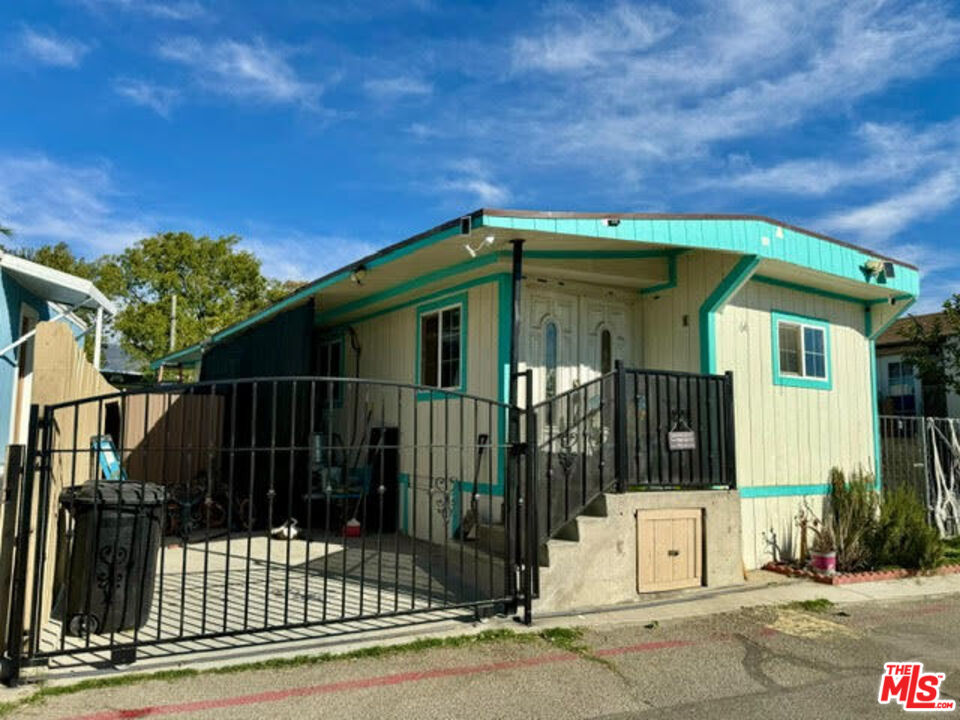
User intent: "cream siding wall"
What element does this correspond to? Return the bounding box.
[640,251,739,372]
[333,277,505,540]
[718,281,874,569]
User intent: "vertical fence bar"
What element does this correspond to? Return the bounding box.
[523,370,536,623]
[5,406,40,685]
[28,406,53,658]
[613,362,628,493]
[723,372,737,488]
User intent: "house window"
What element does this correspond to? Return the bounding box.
[416,294,466,395]
[545,321,558,398]
[600,328,613,374]
[887,361,917,415]
[771,311,832,390]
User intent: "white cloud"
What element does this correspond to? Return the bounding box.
[242,231,378,282]
[113,78,181,117]
[78,0,208,21]
[715,119,960,196]
[818,170,960,243]
[435,161,511,206]
[17,27,90,67]
[158,37,319,105]
[363,76,432,100]
[0,154,151,256]
[497,0,960,165]
[513,2,678,73]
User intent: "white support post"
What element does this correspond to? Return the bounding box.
[93,305,104,370]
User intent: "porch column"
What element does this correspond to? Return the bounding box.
[508,239,524,410]
[93,306,104,370]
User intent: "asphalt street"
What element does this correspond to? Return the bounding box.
[9,592,960,719]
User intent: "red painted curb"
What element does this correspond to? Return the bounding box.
[763,562,960,585]
[66,639,708,719]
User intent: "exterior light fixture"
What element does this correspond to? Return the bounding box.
[863,259,885,278]
[602,218,621,227]
[464,235,495,258]
[350,264,367,285]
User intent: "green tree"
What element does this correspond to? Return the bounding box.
[901,295,960,417]
[97,232,275,368]
[16,241,100,280]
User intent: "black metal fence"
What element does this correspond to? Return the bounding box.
[3,366,734,683]
[3,377,532,684]
[624,368,736,490]
[531,364,736,543]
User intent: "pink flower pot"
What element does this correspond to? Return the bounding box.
[810,551,836,574]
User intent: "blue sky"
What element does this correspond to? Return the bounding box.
[1,0,958,310]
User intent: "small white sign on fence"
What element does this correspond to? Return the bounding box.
[668,430,696,451]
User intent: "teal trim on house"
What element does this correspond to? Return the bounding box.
[866,298,917,490]
[320,273,501,331]
[153,218,470,369]
[699,255,760,374]
[494,273,512,497]
[522,249,673,260]
[751,275,867,306]
[318,253,500,325]
[639,251,682,296]
[479,214,920,296]
[414,291,468,401]
[770,309,833,391]
[740,484,830,499]
[317,249,678,326]
[156,211,919,370]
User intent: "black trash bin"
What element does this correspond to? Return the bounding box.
[57,482,165,637]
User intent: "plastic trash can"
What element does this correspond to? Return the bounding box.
[57,482,165,636]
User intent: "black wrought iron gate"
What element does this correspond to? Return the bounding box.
[2,376,537,684]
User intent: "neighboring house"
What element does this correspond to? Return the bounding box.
[153,210,919,574]
[0,251,116,480]
[876,312,960,418]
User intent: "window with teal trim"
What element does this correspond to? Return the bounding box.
[417,299,465,393]
[771,310,832,390]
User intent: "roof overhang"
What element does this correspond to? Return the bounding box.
[152,209,920,369]
[0,252,117,316]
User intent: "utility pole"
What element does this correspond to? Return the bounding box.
[169,294,177,352]
[93,306,104,370]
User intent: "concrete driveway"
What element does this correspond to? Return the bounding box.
[11,591,960,719]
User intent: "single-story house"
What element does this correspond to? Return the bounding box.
[152,209,919,597]
[0,251,116,481]
[876,311,960,418]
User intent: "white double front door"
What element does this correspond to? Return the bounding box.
[521,284,633,407]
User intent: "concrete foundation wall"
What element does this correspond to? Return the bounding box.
[537,489,743,613]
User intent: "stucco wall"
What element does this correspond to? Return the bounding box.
[536,490,743,612]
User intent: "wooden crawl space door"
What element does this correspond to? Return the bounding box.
[636,509,703,592]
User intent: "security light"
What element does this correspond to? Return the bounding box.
[464,235,495,258]
[350,265,367,285]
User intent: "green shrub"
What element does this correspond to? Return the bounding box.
[826,468,878,572]
[870,485,943,571]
